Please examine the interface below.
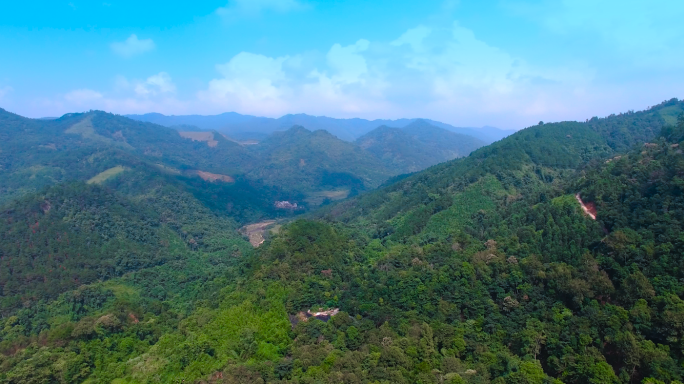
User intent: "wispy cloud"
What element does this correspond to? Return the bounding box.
[134,72,176,97]
[217,0,306,18]
[64,89,103,104]
[391,26,432,51]
[0,86,13,101]
[55,72,183,116]
[110,34,155,58]
[505,0,684,68]
[43,18,641,128]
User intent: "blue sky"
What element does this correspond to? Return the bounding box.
[0,0,683,129]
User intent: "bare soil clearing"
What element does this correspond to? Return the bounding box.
[191,170,235,183]
[179,131,218,147]
[575,193,597,220]
[240,220,277,247]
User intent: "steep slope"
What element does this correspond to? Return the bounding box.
[321,99,683,236]
[0,178,253,316]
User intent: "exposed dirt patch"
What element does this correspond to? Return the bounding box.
[179,131,218,147]
[191,170,235,183]
[240,220,277,247]
[289,308,340,327]
[575,193,597,220]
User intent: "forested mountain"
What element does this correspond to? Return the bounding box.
[356,120,485,173]
[0,109,262,205]
[321,99,682,230]
[2,99,684,383]
[245,126,392,200]
[1,109,482,210]
[127,112,514,143]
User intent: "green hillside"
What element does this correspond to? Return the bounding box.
[356,120,486,174]
[321,99,683,233]
[4,110,472,213]
[0,109,258,206]
[1,99,684,383]
[247,126,394,199]
[402,119,485,159]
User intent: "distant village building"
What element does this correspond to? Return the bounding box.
[274,201,299,209]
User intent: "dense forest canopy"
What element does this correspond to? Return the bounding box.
[0,99,683,383]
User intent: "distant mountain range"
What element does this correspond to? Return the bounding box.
[2,108,491,212]
[125,112,515,143]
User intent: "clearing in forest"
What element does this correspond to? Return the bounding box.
[575,193,597,220]
[87,166,125,184]
[240,220,277,247]
[66,116,133,149]
[305,188,350,206]
[191,170,235,183]
[179,131,218,147]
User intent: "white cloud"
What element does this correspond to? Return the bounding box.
[64,89,103,104]
[110,34,155,58]
[217,0,305,17]
[134,72,176,97]
[37,22,604,128]
[52,72,186,116]
[327,39,370,84]
[198,39,392,116]
[196,22,593,125]
[381,21,595,123]
[199,52,290,115]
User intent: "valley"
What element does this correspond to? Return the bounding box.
[3,3,682,382]
[0,99,683,383]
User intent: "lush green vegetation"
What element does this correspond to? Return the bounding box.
[246,126,393,195]
[2,109,474,211]
[0,99,684,383]
[356,120,486,174]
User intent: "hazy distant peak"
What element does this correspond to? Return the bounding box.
[357,125,405,140]
[125,111,513,143]
[402,119,441,131]
[283,125,311,134]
